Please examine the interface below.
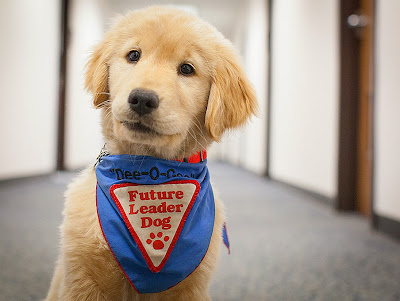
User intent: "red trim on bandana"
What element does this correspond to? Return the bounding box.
[109,180,201,273]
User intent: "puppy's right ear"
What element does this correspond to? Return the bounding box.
[85,40,110,108]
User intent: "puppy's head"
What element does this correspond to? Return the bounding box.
[85,6,257,159]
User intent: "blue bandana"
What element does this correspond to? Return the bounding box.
[95,154,217,294]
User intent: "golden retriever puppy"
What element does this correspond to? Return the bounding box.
[45,6,257,301]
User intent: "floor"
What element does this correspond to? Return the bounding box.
[0,162,399,301]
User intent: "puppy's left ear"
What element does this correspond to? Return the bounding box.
[205,45,258,141]
[85,40,110,108]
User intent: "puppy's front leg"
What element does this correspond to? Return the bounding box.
[56,235,130,301]
[47,169,135,300]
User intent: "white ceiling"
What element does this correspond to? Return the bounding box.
[105,0,247,41]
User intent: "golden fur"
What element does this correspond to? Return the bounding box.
[45,6,257,301]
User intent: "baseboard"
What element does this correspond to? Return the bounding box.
[373,214,400,241]
[270,178,334,206]
[0,170,78,186]
[0,173,52,185]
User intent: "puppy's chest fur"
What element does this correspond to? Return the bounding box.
[62,169,137,299]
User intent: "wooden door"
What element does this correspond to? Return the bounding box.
[356,0,374,216]
[338,0,374,216]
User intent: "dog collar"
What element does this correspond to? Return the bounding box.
[95,145,207,166]
[95,153,216,294]
[175,150,207,163]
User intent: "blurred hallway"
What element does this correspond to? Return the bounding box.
[1,163,399,301]
[1,1,400,300]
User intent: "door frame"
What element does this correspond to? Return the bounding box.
[56,0,70,171]
[265,0,273,177]
[337,0,360,212]
[337,0,375,219]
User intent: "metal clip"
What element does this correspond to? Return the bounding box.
[94,144,110,167]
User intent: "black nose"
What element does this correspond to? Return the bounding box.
[128,89,159,116]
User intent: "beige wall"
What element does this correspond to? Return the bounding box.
[374,0,400,220]
[210,0,268,175]
[241,0,268,174]
[64,0,107,169]
[269,0,340,198]
[0,0,60,179]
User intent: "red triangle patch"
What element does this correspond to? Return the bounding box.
[110,180,200,273]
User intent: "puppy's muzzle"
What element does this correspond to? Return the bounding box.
[128,89,159,116]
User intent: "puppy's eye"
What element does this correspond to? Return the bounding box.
[179,63,195,76]
[126,50,141,63]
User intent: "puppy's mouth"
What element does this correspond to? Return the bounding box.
[122,121,160,135]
